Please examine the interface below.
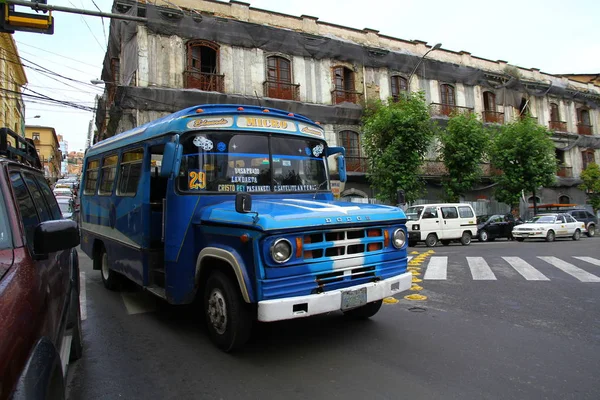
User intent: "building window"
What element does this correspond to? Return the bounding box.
[265,56,298,100]
[332,66,356,104]
[32,132,40,141]
[338,130,365,172]
[558,195,570,204]
[390,76,408,101]
[483,91,496,112]
[527,196,541,204]
[577,109,592,135]
[582,150,595,170]
[440,84,456,106]
[108,58,120,104]
[518,97,530,118]
[482,91,504,123]
[185,40,224,92]
[550,103,560,121]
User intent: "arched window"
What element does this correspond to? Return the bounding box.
[332,66,356,104]
[577,109,592,135]
[582,149,595,170]
[185,40,223,92]
[558,195,570,204]
[440,84,456,106]
[527,196,541,204]
[265,56,296,100]
[338,130,365,172]
[390,75,408,101]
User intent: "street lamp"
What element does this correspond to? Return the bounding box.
[26,115,41,120]
[90,79,105,85]
[407,42,442,89]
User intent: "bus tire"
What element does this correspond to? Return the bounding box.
[204,271,253,352]
[99,248,121,291]
[343,300,383,319]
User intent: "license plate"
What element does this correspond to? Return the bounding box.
[341,287,367,310]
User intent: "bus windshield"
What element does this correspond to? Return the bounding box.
[177,131,329,193]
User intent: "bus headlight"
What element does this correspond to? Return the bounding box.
[392,229,406,248]
[270,238,292,263]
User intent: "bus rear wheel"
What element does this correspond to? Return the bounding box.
[99,248,122,291]
[204,271,253,352]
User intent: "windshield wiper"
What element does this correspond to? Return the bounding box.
[313,180,329,199]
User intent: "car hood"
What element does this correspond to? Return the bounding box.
[513,223,552,230]
[199,198,406,231]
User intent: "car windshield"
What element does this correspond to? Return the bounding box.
[532,215,556,224]
[405,206,424,221]
[178,131,328,193]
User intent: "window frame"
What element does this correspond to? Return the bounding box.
[186,40,220,74]
[440,84,456,106]
[483,91,496,112]
[337,130,361,159]
[550,102,560,121]
[98,153,119,196]
[8,170,40,248]
[83,158,101,196]
[116,148,145,197]
[582,150,595,170]
[458,206,474,218]
[390,75,408,101]
[440,206,458,219]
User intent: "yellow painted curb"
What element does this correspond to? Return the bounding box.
[410,251,420,255]
[407,267,421,271]
[383,297,399,304]
[404,294,428,301]
[412,277,422,283]
[410,270,421,275]
[410,285,423,291]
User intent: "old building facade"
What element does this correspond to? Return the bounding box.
[96,0,600,205]
[0,33,27,138]
[25,125,61,182]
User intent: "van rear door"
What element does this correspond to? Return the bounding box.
[439,206,461,239]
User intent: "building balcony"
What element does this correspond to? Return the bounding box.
[482,110,504,124]
[263,81,300,101]
[549,120,567,132]
[332,89,361,105]
[577,123,592,135]
[184,70,225,92]
[345,156,368,173]
[557,165,573,178]
[430,103,473,117]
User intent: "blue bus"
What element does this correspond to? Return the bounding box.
[80,104,411,351]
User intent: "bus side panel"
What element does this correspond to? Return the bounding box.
[107,241,146,286]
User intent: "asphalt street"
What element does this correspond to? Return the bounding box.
[66,237,600,400]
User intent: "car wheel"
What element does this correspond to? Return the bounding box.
[516,238,525,242]
[460,231,472,246]
[425,233,438,247]
[441,240,451,246]
[545,230,555,242]
[204,271,253,352]
[99,248,121,291]
[343,300,383,319]
[587,224,595,237]
[572,229,581,241]
[478,230,489,242]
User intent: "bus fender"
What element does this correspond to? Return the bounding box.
[195,247,253,303]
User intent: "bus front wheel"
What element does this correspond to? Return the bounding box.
[204,271,253,352]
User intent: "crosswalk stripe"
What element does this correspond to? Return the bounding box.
[407,256,413,262]
[424,256,447,280]
[573,256,600,267]
[538,256,600,282]
[467,257,496,280]
[502,257,550,281]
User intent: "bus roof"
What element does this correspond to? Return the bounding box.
[87,104,326,157]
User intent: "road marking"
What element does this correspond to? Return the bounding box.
[407,256,413,262]
[79,271,87,321]
[424,256,447,280]
[502,257,549,281]
[573,256,600,267]
[121,292,159,315]
[538,256,600,282]
[466,257,497,280]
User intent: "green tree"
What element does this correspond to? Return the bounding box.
[490,117,557,210]
[362,93,435,203]
[439,112,489,202]
[579,162,600,214]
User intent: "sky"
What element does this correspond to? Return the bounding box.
[13,0,600,152]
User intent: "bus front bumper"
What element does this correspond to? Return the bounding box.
[257,271,412,322]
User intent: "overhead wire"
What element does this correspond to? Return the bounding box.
[15,41,100,68]
[68,0,105,51]
[89,0,108,45]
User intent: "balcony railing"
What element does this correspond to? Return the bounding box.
[332,89,361,105]
[430,103,473,117]
[345,156,368,173]
[184,70,225,92]
[263,81,300,101]
[482,110,505,124]
[577,123,592,135]
[549,120,567,132]
[557,166,573,178]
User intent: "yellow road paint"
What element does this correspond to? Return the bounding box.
[410,285,423,291]
[410,251,419,255]
[412,277,423,283]
[410,270,421,275]
[383,297,399,304]
[407,267,421,271]
[404,294,428,301]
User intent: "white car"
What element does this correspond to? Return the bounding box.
[512,213,587,242]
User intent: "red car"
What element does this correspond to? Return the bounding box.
[0,128,82,400]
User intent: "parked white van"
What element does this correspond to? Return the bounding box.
[405,203,478,247]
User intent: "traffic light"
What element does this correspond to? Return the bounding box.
[0,2,53,34]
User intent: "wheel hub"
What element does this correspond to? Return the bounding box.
[101,253,109,280]
[208,289,228,335]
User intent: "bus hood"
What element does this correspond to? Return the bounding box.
[200,198,406,231]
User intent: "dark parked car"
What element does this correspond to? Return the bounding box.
[564,209,597,237]
[0,128,82,400]
[477,213,521,242]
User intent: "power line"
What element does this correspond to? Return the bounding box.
[67,0,105,51]
[15,41,100,68]
[17,47,99,77]
[89,0,107,45]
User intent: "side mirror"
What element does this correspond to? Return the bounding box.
[235,192,252,214]
[396,189,406,205]
[160,135,181,178]
[34,220,79,259]
[338,155,347,183]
